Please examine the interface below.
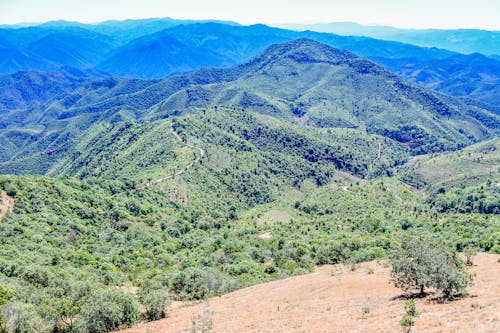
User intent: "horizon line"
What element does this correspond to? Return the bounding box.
[0,17,498,32]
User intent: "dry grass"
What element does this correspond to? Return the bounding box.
[118,253,499,333]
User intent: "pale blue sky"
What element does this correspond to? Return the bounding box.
[0,0,498,30]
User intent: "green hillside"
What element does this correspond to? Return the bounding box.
[401,138,499,188]
[398,139,500,215]
[1,169,497,332]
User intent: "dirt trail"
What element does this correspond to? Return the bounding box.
[119,253,499,333]
[113,120,205,196]
[0,191,14,219]
[154,121,205,184]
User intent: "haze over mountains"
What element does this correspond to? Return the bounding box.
[278,21,500,56]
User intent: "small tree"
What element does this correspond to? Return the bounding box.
[390,234,473,299]
[400,299,419,333]
[463,246,477,266]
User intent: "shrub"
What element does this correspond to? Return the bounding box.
[400,299,419,333]
[0,285,11,306]
[463,246,477,266]
[138,287,171,321]
[168,267,235,300]
[1,302,47,333]
[76,288,140,333]
[390,234,473,299]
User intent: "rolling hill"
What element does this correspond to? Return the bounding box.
[1,20,499,108]
[400,138,500,189]
[94,22,456,79]
[398,138,500,214]
[97,33,231,78]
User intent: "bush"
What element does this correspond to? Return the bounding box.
[168,267,235,300]
[77,288,140,333]
[1,302,47,333]
[390,234,474,299]
[400,299,419,333]
[138,287,171,321]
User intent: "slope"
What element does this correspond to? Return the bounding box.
[0,26,116,73]
[279,22,500,56]
[398,138,500,214]
[400,138,500,189]
[95,22,455,79]
[1,21,496,108]
[97,34,230,78]
[119,253,499,333]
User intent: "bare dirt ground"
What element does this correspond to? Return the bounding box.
[0,191,14,219]
[119,253,499,333]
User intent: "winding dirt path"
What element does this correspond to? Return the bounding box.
[0,191,14,219]
[154,121,205,184]
[112,119,205,196]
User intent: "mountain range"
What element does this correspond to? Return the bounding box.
[0,18,498,333]
[278,21,500,56]
[1,20,500,108]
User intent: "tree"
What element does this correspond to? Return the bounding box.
[389,234,473,299]
[77,288,140,333]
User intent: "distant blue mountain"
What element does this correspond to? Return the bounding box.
[97,33,231,78]
[277,22,500,56]
[0,26,116,72]
[373,52,500,106]
[96,23,455,78]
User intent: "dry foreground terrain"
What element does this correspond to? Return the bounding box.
[120,253,499,333]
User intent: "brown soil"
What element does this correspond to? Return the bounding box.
[0,191,14,219]
[119,253,499,333]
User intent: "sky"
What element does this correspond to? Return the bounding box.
[0,0,499,30]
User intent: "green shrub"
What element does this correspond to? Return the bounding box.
[1,302,47,333]
[76,288,140,333]
[400,299,419,333]
[138,287,171,321]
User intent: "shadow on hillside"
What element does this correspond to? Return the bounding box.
[391,291,475,304]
